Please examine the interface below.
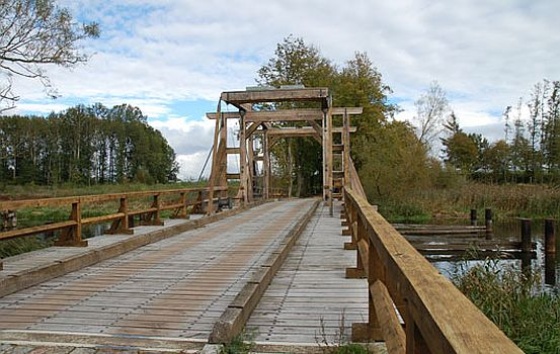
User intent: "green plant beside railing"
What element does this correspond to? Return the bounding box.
[453,260,560,354]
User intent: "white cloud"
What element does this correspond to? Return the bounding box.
[8,0,560,178]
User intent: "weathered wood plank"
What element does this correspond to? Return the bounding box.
[370,280,405,354]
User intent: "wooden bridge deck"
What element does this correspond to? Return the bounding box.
[247,202,369,345]
[0,199,369,352]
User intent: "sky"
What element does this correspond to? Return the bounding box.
[7,0,560,180]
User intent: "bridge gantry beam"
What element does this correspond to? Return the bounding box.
[206,86,361,212]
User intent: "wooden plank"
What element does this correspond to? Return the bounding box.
[220,87,329,105]
[208,107,360,120]
[81,213,124,225]
[0,220,77,241]
[332,107,363,115]
[370,280,405,354]
[267,127,321,137]
[333,127,357,133]
[0,196,79,209]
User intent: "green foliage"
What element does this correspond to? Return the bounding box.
[378,201,430,224]
[331,344,371,354]
[0,103,179,186]
[454,261,560,353]
[258,36,427,201]
[220,330,255,354]
[0,237,50,258]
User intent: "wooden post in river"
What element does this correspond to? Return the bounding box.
[545,219,556,254]
[520,218,532,253]
[485,208,493,239]
[470,209,477,226]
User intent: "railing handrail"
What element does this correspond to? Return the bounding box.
[343,187,522,353]
[0,186,229,260]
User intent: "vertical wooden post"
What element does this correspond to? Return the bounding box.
[520,218,532,253]
[545,219,556,254]
[239,108,248,205]
[263,129,270,200]
[342,108,352,193]
[178,192,188,219]
[322,106,328,202]
[55,201,87,247]
[405,317,432,354]
[151,194,163,226]
[485,208,493,234]
[346,211,366,279]
[545,253,556,286]
[470,209,477,226]
[207,101,222,215]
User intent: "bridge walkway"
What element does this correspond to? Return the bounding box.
[0,199,329,352]
[246,202,379,351]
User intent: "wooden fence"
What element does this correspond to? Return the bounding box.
[342,187,523,353]
[0,186,228,270]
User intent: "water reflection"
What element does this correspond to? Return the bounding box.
[428,219,560,290]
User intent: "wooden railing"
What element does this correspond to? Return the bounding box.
[0,186,228,270]
[342,187,522,353]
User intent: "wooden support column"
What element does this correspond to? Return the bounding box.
[247,133,255,201]
[263,128,270,199]
[239,108,248,205]
[342,108,351,186]
[325,104,334,216]
[322,104,333,204]
[208,101,222,214]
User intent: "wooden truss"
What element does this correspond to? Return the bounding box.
[206,87,361,213]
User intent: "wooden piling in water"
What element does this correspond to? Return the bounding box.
[520,218,532,253]
[470,209,477,226]
[545,219,556,254]
[485,208,493,235]
[545,253,556,286]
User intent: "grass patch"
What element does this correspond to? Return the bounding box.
[453,259,560,353]
[377,201,431,224]
[0,236,52,258]
[220,330,256,354]
[377,182,560,223]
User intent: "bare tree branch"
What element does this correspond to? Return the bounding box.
[0,0,99,112]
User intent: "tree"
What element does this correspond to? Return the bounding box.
[0,103,178,185]
[359,120,430,199]
[484,140,510,183]
[257,36,336,197]
[442,132,478,174]
[0,0,99,112]
[257,35,335,89]
[413,81,449,150]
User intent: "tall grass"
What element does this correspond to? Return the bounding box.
[379,182,560,222]
[453,260,560,353]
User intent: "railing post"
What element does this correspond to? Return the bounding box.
[150,194,164,226]
[55,201,87,247]
[173,191,188,219]
[346,206,366,279]
[107,197,133,235]
[405,314,432,354]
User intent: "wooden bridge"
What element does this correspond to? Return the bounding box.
[0,88,522,353]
